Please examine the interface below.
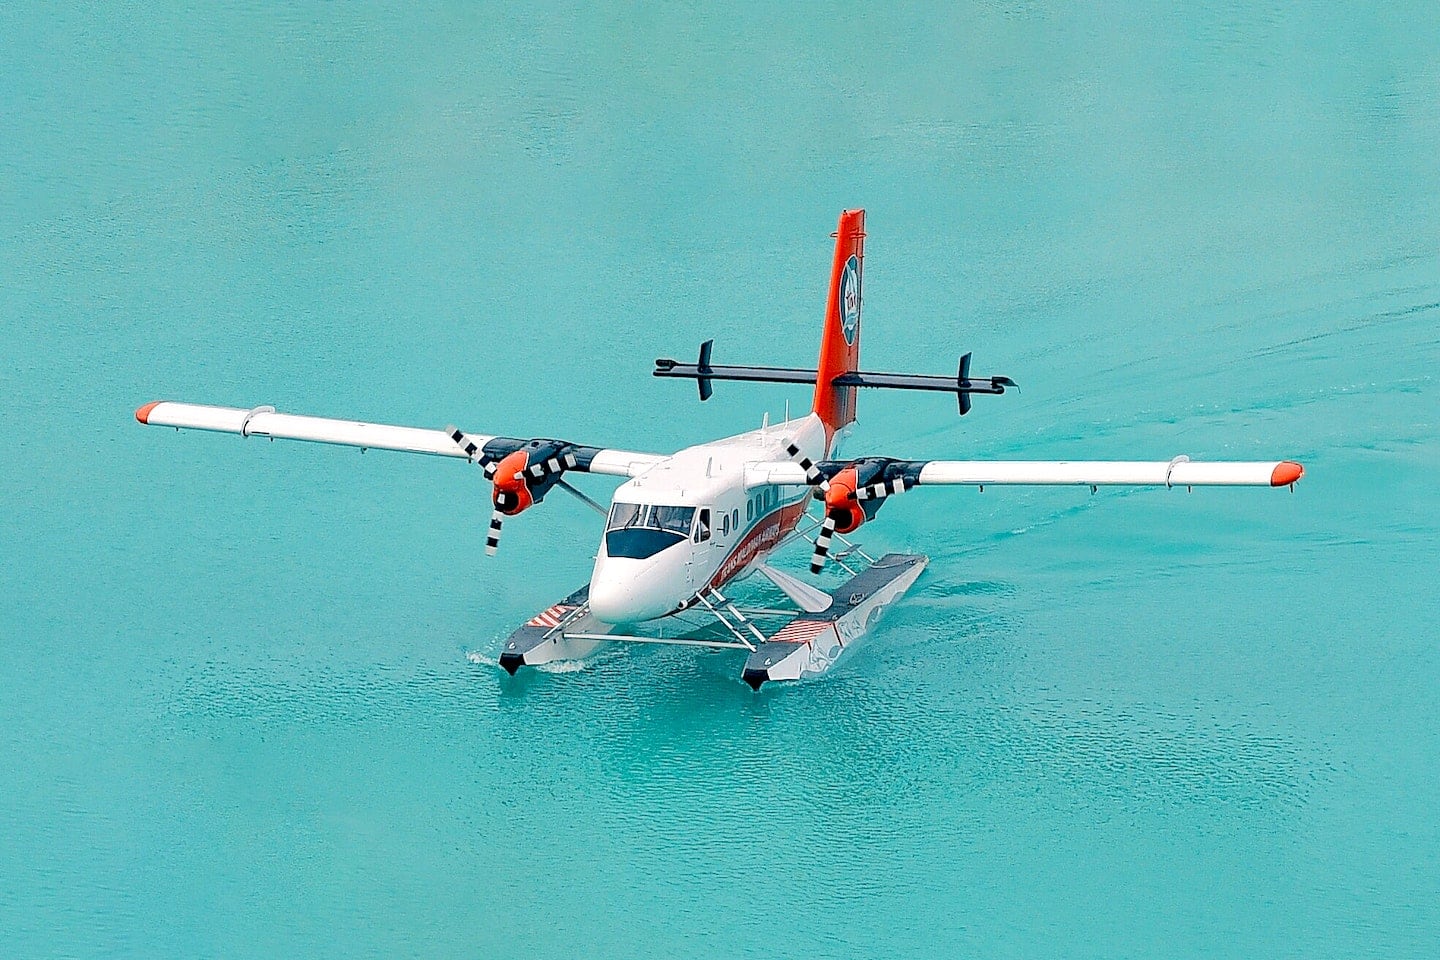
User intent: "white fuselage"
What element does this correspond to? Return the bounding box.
[586,413,831,623]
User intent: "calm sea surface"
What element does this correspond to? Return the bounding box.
[3,3,1438,957]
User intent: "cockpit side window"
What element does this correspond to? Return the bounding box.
[695,508,711,543]
[650,505,696,537]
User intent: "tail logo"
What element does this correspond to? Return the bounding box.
[840,255,861,345]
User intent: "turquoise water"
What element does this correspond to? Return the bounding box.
[4,3,1438,956]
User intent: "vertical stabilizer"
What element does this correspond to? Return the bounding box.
[812,209,865,440]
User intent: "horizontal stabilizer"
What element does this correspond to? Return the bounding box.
[654,342,1013,415]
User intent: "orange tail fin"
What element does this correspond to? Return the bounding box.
[812,209,865,438]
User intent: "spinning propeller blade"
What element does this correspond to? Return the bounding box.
[526,451,578,480]
[807,459,916,573]
[785,441,828,491]
[855,476,909,500]
[448,426,498,478]
[449,428,584,557]
[811,515,837,573]
[486,510,504,556]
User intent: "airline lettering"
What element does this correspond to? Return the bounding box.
[710,501,807,588]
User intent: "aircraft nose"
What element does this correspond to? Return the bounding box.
[588,558,674,624]
[587,577,630,624]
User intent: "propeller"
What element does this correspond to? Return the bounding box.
[808,459,915,573]
[810,468,862,573]
[485,449,533,556]
[448,428,579,556]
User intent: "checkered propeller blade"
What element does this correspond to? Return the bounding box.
[785,441,828,492]
[855,476,910,500]
[524,449,578,481]
[447,426,498,478]
[486,510,504,557]
[810,515,837,574]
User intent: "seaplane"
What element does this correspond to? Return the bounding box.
[135,209,1304,688]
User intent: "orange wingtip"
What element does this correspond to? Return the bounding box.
[135,401,163,424]
[1270,461,1304,486]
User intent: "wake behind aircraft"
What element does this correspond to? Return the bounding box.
[136,209,1304,688]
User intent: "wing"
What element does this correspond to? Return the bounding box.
[911,459,1303,487]
[751,453,1302,575]
[747,456,1304,489]
[135,401,665,478]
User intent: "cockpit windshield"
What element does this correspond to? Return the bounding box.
[606,503,695,535]
[605,503,698,559]
[607,502,647,531]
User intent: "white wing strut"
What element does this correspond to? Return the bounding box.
[135,401,665,478]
